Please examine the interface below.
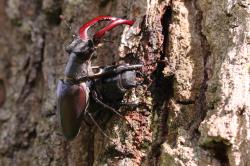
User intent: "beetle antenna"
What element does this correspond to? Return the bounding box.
[86,112,115,143]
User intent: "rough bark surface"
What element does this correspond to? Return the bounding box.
[0,0,249,166]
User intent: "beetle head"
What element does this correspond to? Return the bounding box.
[66,16,134,60]
[66,37,94,61]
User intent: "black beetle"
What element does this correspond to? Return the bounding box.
[56,16,143,140]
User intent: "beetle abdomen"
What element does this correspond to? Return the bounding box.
[56,80,89,140]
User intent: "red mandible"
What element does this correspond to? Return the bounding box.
[79,16,134,41]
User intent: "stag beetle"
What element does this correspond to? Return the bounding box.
[57,16,144,140]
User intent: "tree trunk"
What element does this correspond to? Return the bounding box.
[0,0,249,165]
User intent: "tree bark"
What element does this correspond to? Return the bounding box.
[0,0,249,166]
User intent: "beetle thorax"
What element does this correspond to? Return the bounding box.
[64,53,93,81]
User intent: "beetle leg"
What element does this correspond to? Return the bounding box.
[91,90,124,119]
[92,64,143,78]
[120,101,152,107]
[75,64,143,83]
[82,115,92,126]
[91,90,132,127]
[86,111,115,142]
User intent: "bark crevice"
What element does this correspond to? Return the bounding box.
[18,32,45,103]
[188,0,211,137]
[146,4,174,165]
[0,79,6,108]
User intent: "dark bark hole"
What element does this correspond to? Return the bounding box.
[45,6,62,26]
[151,5,173,100]
[212,142,230,166]
[0,79,6,108]
[152,5,173,100]
[176,100,195,105]
[161,5,172,57]
[203,140,230,166]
